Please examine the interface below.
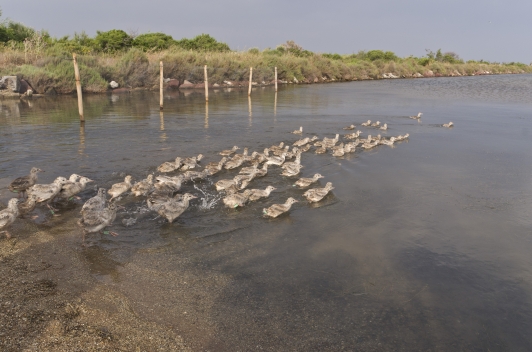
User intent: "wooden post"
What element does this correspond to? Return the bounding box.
[274,67,278,92]
[72,53,84,122]
[248,67,253,96]
[204,65,209,102]
[159,61,164,110]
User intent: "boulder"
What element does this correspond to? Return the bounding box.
[44,87,57,95]
[180,80,195,89]
[163,78,171,83]
[19,79,33,94]
[424,70,434,77]
[293,77,299,84]
[109,81,119,89]
[213,83,220,88]
[0,76,21,92]
[413,72,423,78]
[0,90,20,98]
[110,88,131,94]
[165,79,180,89]
[313,77,319,83]
[223,80,233,86]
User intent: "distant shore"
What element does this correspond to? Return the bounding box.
[1,47,531,97]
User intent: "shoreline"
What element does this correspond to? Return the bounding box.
[0,70,528,99]
[0,213,191,351]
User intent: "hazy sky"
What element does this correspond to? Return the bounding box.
[2,0,531,63]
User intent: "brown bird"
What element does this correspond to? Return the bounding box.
[263,197,298,218]
[9,167,44,198]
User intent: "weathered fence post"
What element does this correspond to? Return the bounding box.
[72,53,84,122]
[248,67,253,96]
[204,65,209,102]
[275,67,278,92]
[159,61,164,110]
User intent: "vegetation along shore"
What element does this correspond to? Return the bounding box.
[1,11,531,96]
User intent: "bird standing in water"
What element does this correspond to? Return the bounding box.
[9,167,44,198]
[0,199,20,239]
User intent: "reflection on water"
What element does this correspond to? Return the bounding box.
[1,75,532,350]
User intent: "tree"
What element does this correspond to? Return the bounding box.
[95,29,132,52]
[175,34,230,52]
[133,33,175,51]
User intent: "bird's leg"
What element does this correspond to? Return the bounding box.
[99,230,119,237]
[46,203,58,214]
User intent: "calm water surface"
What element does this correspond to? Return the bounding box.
[1,75,532,350]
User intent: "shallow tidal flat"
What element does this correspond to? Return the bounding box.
[1,74,532,351]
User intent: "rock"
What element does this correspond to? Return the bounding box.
[109,81,119,89]
[19,79,34,94]
[0,76,20,92]
[223,80,233,86]
[314,77,319,83]
[424,70,434,77]
[165,79,180,89]
[180,80,195,89]
[44,87,57,95]
[383,73,399,79]
[293,77,299,84]
[213,83,220,88]
[252,82,258,86]
[413,72,423,78]
[0,90,20,98]
[110,88,131,94]
[26,89,33,97]
[261,81,266,85]
[163,78,171,83]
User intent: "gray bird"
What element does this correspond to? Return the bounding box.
[78,203,121,241]
[27,176,69,212]
[0,199,20,239]
[263,197,298,218]
[80,188,107,217]
[157,193,197,223]
[303,182,334,203]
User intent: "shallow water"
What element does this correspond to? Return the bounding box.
[2,75,532,350]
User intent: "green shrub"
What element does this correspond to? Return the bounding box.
[116,48,152,87]
[133,33,175,51]
[365,50,398,61]
[175,34,230,52]
[95,29,132,52]
[1,20,35,42]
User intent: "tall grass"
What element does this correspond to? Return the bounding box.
[0,44,531,94]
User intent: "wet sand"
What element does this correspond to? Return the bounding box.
[0,217,190,351]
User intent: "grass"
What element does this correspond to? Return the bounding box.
[1,44,531,94]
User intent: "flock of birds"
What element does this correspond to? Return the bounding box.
[0,113,454,242]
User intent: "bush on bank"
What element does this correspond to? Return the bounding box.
[0,9,531,94]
